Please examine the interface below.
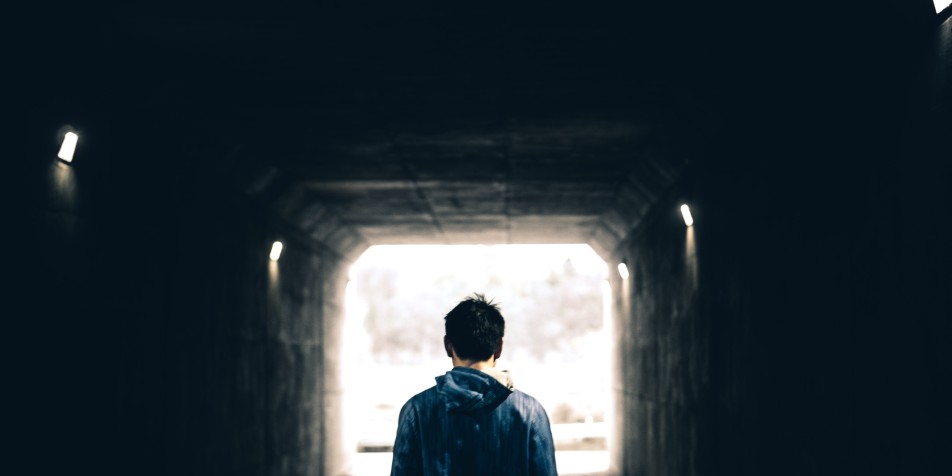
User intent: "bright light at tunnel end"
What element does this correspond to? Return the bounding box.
[935,0,952,14]
[58,131,78,163]
[270,241,284,261]
[346,244,612,474]
[617,262,629,280]
[680,204,694,227]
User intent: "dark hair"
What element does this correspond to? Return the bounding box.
[444,293,505,361]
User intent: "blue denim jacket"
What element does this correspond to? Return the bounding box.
[390,367,558,476]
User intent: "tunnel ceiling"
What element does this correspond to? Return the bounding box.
[110,2,719,258]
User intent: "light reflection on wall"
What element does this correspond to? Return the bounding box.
[267,259,279,290]
[685,225,698,289]
[600,279,616,474]
[51,161,77,206]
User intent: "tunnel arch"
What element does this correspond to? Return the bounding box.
[266,142,687,474]
[250,95,695,474]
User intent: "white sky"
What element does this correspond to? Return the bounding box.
[351,244,607,280]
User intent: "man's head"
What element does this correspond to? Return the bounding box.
[443,293,505,363]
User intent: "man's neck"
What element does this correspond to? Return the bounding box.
[452,357,495,372]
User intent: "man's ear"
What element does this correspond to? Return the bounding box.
[444,336,454,358]
[494,338,504,360]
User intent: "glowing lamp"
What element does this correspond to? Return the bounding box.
[680,204,694,227]
[617,262,629,280]
[270,241,284,261]
[58,131,78,163]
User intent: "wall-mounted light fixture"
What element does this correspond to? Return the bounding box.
[680,204,694,227]
[58,131,78,163]
[617,262,630,280]
[270,241,284,261]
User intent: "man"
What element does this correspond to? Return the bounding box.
[390,294,558,476]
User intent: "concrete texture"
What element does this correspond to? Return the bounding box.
[10,1,951,475]
[607,5,952,476]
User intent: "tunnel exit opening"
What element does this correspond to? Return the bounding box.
[339,244,613,475]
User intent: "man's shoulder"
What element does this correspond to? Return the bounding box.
[400,385,546,417]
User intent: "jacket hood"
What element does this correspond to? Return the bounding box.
[435,367,514,414]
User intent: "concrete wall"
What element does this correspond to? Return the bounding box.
[14,98,349,475]
[608,5,951,475]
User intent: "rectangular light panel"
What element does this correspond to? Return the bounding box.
[680,204,694,227]
[270,241,284,261]
[58,131,78,163]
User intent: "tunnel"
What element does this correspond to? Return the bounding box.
[13,1,951,475]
